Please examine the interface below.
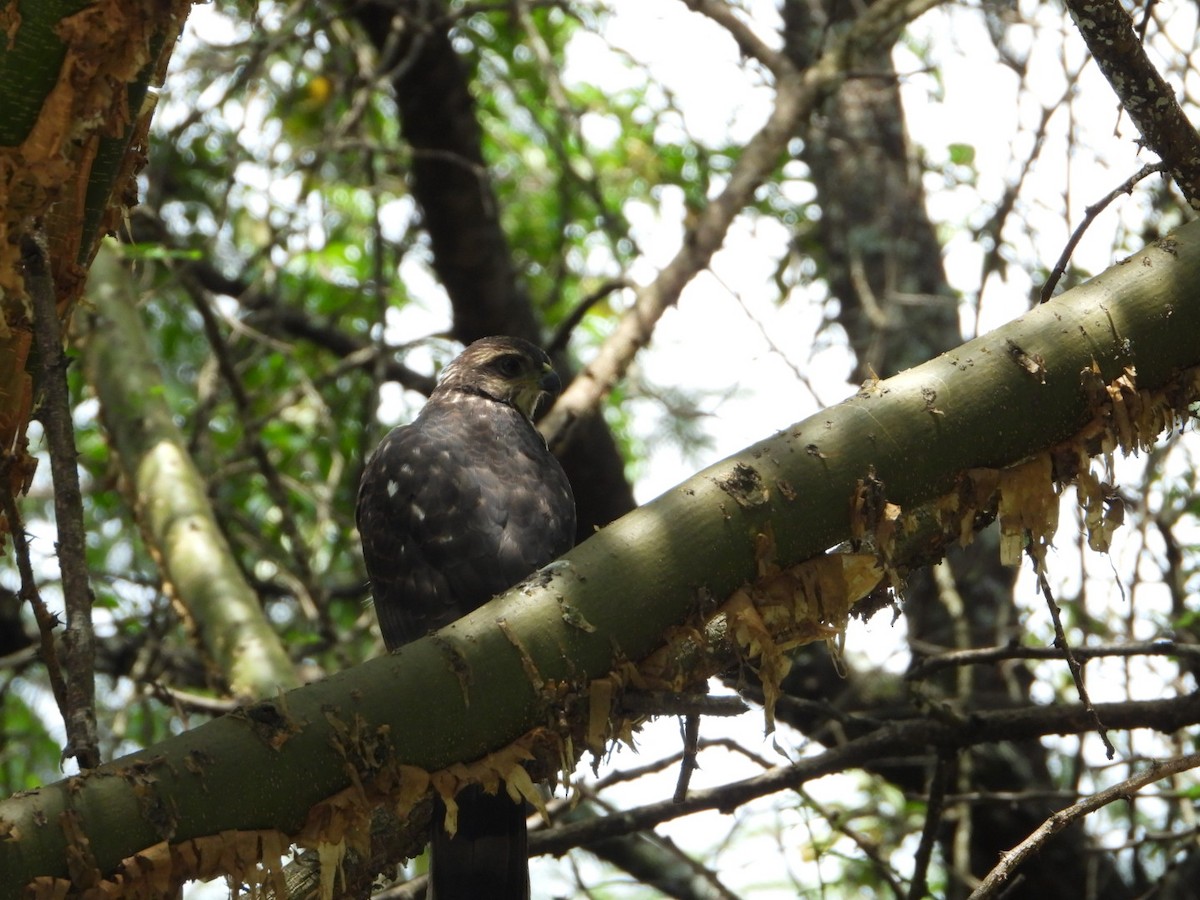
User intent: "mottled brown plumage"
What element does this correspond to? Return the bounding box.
[356,336,575,899]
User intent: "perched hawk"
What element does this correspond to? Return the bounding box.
[356,336,576,899]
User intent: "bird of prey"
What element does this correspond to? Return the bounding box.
[356,336,576,899]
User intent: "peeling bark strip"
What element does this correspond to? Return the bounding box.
[0,0,191,524]
[1064,0,1200,208]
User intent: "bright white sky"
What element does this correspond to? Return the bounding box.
[137,0,1200,896]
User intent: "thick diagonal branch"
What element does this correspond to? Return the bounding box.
[78,244,298,699]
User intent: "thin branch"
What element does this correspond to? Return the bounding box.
[0,466,69,716]
[673,714,700,802]
[679,0,791,80]
[1039,162,1167,302]
[150,683,241,717]
[125,210,435,395]
[727,279,822,407]
[22,229,99,771]
[1064,0,1200,208]
[179,271,325,632]
[974,79,1076,329]
[588,738,768,792]
[619,692,749,718]
[969,751,1200,899]
[513,0,638,316]
[906,638,1200,680]
[907,750,953,900]
[566,795,744,900]
[0,643,39,671]
[1031,553,1116,759]
[546,278,632,357]
[798,787,908,900]
[533,692,1200,857]
[540,0,947,453]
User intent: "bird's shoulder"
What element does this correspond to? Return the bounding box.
[357,391,572,544]
[362,392,539,489]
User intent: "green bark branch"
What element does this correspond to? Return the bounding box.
[3,221,1200,896]
[77,242,298,699]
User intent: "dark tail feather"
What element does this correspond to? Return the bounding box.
[428,784,529,900]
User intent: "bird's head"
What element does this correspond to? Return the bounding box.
[436,336,562,421]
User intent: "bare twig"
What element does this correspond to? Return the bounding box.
[619,692,749,718]
[540,0,946,453]
[908,750,953,900]
[22,229,99,771]
[969,751,1200,899]
[131,211,435,395]
[673,713,700,802]
[727,281,822,407]
[180,271,325,631]
[588,737,771,793]
[1031,553,1115,759]
[906,637,1200,680]
[546,278,632,357]
[534,692,1200,857]
[150,682,241,717]
[799,787,907,900]
[1039,162,1167,302]
[513,1,638,317]
[679,0,791,80]
[1064,0,1200,208]
[0,467,69,715]
[974,80,1076,329]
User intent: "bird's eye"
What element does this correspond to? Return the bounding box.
[493,354,524,377]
